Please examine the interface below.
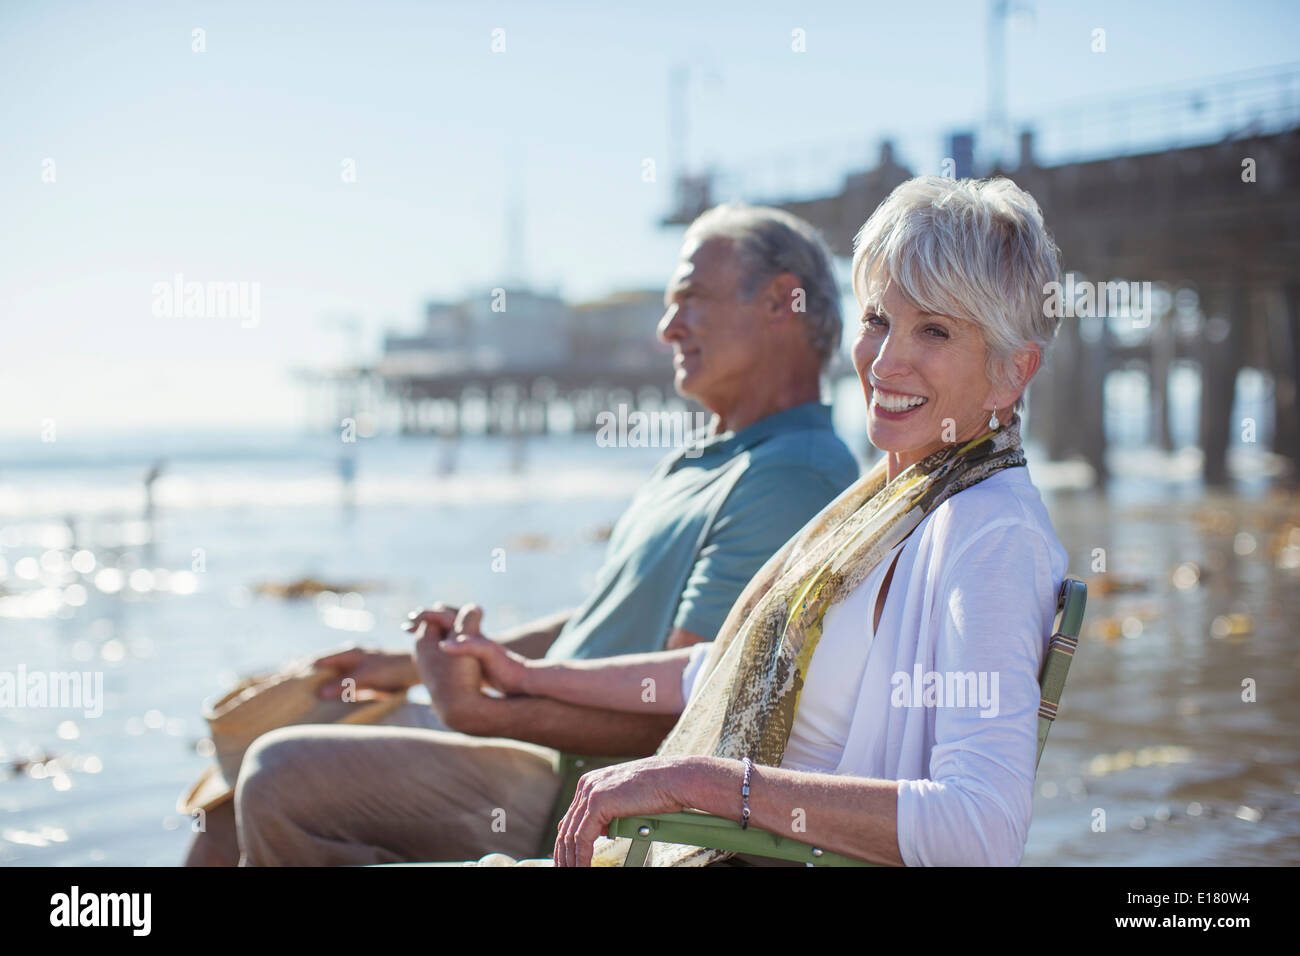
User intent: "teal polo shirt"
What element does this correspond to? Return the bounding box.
[545,402,859,661]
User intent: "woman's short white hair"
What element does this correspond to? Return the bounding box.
[685,203,842,371]
[851,176,1062,413]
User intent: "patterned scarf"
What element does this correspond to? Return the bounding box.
[592,412,1026,866]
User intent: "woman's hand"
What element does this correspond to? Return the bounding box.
[553,756,704,867]
[437,605,533,697]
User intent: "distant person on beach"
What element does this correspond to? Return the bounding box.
[185,203,860,865]
[143,459,164,522]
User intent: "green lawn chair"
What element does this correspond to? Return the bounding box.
[593,576,1088,866]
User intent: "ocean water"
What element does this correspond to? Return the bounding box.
[1,427,1297,866]
[0,430,657,865]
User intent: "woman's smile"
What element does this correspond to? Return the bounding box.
[870,386,929,418]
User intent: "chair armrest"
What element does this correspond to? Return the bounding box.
[542,753,639,856]
[607,810,878,867]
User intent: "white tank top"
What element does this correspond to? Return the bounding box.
[779,541,904,773]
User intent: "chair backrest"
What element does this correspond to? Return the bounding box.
[1035,577,1087,770]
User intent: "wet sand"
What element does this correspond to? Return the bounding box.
[1025,484,1300,865]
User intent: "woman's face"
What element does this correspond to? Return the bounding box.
[851,282,1003,474]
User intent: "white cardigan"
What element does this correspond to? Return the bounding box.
[681,464,1068,866]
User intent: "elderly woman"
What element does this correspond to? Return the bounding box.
[440,175,1068,866]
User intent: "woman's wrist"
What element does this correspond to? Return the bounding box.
[669,755,743,816]
[516,657,554,698]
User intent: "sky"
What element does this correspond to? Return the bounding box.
[2,0,1298,436]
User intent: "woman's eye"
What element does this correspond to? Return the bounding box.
[862,312,885,328]
[927,326,949,338]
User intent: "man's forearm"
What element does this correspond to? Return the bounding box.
[494,608,575,659]
[460,694,679,756]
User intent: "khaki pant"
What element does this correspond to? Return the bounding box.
[234,703,563,866]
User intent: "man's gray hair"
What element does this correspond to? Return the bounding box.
[851,176,1062,413]
[684,203,842,370]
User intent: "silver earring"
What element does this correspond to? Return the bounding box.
[988,409,999,429]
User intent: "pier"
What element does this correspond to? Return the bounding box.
[301,288,690,441]
[304,63,1300,488]
[662,63,1300,487]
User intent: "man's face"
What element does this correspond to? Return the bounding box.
[657,236,764,408]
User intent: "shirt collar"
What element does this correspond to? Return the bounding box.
[686,401,835,459]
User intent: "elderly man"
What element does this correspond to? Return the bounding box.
[194,203,858,866]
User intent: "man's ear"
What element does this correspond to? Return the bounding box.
[762,271,804,324]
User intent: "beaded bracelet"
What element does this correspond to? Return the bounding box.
[740,757,754,829]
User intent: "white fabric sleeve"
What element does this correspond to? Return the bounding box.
[679,642,714,706]
[895,521,1058,866]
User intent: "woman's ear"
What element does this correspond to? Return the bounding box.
[998,343,1040,403]
[996,343,1042,409]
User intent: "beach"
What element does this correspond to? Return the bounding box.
[1,428,1297,866]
